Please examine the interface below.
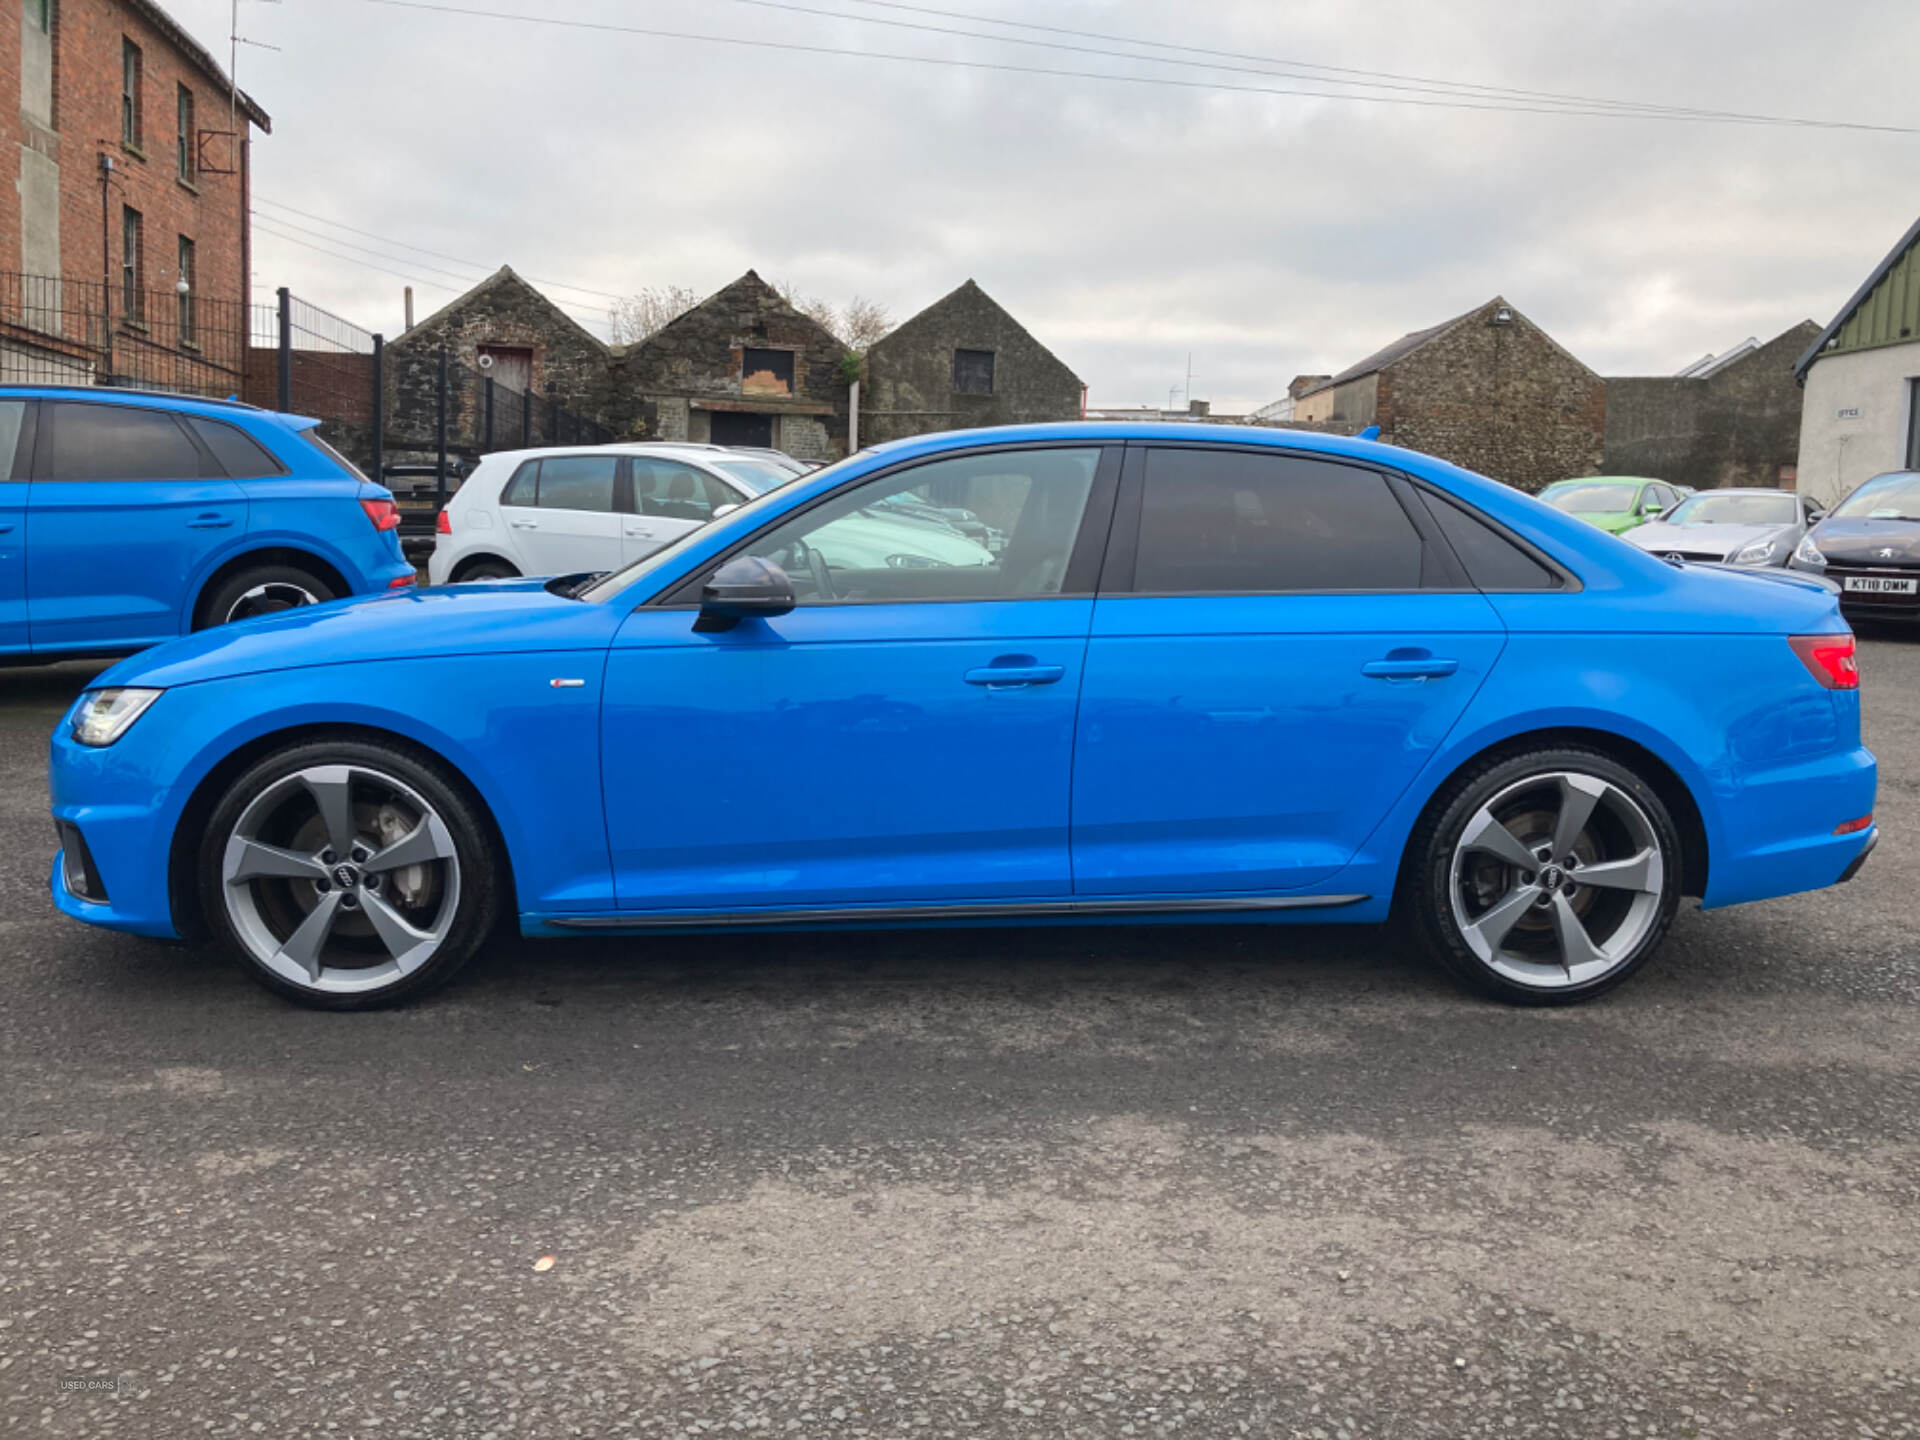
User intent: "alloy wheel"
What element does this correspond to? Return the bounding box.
[1447,771,1665,990]
[225,582,320,624]
[220,764,461,996]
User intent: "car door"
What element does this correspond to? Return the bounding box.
[622,458,739,565]
[27,400,246,651]
[1071,444,1507,895]
[601,443,1120,911]
[0,400,32,653]
[500,453,624,576]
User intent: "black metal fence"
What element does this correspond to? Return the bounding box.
[1,268,249,397]
[2,270,614,531]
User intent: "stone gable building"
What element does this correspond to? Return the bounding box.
[384,265,612,455]
[611,270,847,459]
[1295,298,1608,491]
[1605,322,1820,492]
[860,279,1083,446]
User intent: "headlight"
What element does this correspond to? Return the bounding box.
[1732,538,1779,565]
[1794,534,1826,567]
[69,688,162,747]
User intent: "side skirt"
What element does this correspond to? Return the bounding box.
[542,893,1371,932]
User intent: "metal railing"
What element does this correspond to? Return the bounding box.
[0,268,249,397]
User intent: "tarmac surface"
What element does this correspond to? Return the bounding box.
[3,635,1917,1437]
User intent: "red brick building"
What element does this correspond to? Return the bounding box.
[3,0,268,387]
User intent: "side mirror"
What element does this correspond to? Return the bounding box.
[713,503,740,519]
[1642,505,1664,519]
[694,555,795,633]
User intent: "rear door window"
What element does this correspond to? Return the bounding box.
[43,403,203,481]
[1132,448,1428,593]
[633,460,734,521]
[187,416,286,479]
[532,455,618,513]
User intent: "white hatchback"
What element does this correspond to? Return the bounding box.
[427,444,803,584]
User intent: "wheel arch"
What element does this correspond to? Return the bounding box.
[449,552,522,582]
[167,721,519,942]
[1402,726,1710,901]
[191,547,352,629]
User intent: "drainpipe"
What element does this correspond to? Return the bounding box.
[848,379,860,454]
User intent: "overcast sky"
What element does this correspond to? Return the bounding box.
[169,0,1919,411]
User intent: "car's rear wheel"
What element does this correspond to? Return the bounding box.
[197,563,337,629]
[197,739,498,1009]
[1409,747,1682,1004]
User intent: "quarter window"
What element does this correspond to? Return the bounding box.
[187,416,285,479]
[46,404,202,481]
[0,402,27,480]
[1134,449,1427,593]
[734,447,1100,603]
[1424,492,1561,591]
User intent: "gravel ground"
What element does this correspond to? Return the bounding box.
[2,634,1917,1437]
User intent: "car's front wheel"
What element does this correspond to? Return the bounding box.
[1408,747,1683,1004]
[198,739,499,1008]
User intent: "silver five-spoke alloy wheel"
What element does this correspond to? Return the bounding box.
[221,764,461,997]
[1448,770,1665,991]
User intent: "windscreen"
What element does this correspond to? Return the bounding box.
[1833,474,1920,521]
[1666,492,1797,526]
[1544,483,1634,514]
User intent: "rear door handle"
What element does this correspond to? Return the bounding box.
[510,519,539,530]
[1362,656,1460,680]
[625,524,655,537]
[965,663,1065,688]
[188,513,235,529]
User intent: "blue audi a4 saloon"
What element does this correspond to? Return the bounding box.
[48,424,1877,1008]
[0,386,415,658]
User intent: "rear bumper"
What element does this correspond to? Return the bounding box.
[1700,745,1878,909]
[1838,827,1878,883]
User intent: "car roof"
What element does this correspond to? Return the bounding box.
[0,383,265,413]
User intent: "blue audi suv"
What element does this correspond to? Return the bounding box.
[0,386,415,658]
[48,425,1876,1007]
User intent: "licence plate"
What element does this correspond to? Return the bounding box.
[1843,575,1918,595]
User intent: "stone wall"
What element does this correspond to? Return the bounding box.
[861,279,1083,445]
[1379,300,1607,491]
[611,271,848,454]
[1604,323,1820,491]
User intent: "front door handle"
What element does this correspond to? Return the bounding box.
[965,660,1065,688]
[1362,655,1460,680]
[188,513,235,530]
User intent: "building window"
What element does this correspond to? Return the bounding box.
[954,348,995,396]
[177,86,196,181]
[121,207,144,323]
[741,347,795,397]
[121,40,143,149]
[1908,379,1920,472]
[27,0,49,33]
[176,236,195,343]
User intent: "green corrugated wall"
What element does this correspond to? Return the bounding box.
[1832,235,1920,356]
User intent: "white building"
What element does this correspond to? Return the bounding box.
[1795,215,1920,507]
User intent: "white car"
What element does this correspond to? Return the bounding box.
[427,444,800,584]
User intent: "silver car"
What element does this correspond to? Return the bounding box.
[1625,488,1824,568]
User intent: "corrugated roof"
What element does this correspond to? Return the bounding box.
[1795,212,1920,381]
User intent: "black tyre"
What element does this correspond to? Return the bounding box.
[453,557,519,582]
[1406,746,1683,1005]
[197,738,500,1009]
[197,564,336,629]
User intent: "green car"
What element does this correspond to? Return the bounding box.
[1536,476,1683,536]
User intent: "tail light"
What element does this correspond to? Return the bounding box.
[1834,813,1873,836]
[1789,633,1859,690]
[435,508,451,535]
[360,498,402,532]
